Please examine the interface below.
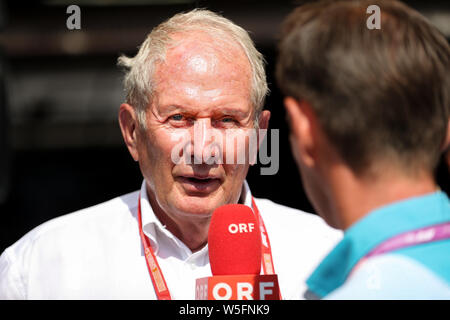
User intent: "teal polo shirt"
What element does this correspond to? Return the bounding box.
[306,191,450,299]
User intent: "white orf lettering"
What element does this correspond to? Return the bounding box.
[237,282,254,300]
[212,283,232,300]
[229,223,256,234]
[228,224,238,234]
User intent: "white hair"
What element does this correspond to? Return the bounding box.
[117,9,269,129]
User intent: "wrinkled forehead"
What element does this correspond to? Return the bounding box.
[154,32,252,88]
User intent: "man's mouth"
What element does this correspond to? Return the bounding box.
[177,175,221,193]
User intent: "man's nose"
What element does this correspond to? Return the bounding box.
[190,118,219,164]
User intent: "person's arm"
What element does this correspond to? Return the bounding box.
[0,249,27,299]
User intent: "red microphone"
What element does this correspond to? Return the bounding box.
[196,204,280,300]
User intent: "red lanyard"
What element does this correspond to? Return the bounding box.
[137,193,278,300]
[137,195,172,300]
[251,197,277,275]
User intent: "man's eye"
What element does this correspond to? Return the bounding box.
[221,117,235,123]
[170,114,183,121]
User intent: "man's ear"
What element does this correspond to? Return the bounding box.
[118,103,140,162]
[284,97,317,168]
[256,110,271,146]
[248,110,271,166]
[258,110,271,131]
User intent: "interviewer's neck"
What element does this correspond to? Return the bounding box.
[328,164,438,231]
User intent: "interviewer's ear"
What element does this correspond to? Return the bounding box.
[284,97,316,168]
[118,103,139,162]
[441,118,450,152]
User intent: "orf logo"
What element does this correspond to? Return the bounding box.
[195,275,280,300]
[228,223,255,234]
[212,281,276,300]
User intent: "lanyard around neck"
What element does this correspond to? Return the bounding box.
[351,221,450,277]
[366,222,450,258]
[137,195,172,300]
[137,193,278,300]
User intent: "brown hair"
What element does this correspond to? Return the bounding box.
[276,0,450,175]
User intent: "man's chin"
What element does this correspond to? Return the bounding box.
[172,195,226,218]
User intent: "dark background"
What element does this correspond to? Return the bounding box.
[0,0,449,254]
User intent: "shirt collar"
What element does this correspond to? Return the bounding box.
[241,180,253,207]
[139,181,164,254]
[306,191,450,298]
[139,179,253,254]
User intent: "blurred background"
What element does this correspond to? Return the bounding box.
[0,0,449,253]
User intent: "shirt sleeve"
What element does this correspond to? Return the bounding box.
[324,254,450,300]
[0,249,26,299]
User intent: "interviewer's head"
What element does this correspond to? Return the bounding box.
[276,0,450,227]
[117,9,270,220]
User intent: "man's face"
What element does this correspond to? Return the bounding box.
[136,34,257,218]
[284,97,339,228]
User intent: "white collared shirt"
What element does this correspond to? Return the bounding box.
[0,180,341,299]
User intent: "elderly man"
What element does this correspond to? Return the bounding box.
[277,0,450,299]
[0,9,340,299]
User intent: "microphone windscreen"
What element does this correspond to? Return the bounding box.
[208,204,262,275]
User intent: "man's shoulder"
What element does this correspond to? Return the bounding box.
[254,197,342,239]
[253,197,342,300]
[33,190,138,236]
[326,254,450,299]
[254,197,337,229]
[255,197,317,219]
[3,190,140,256]
[0,190,141,299]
